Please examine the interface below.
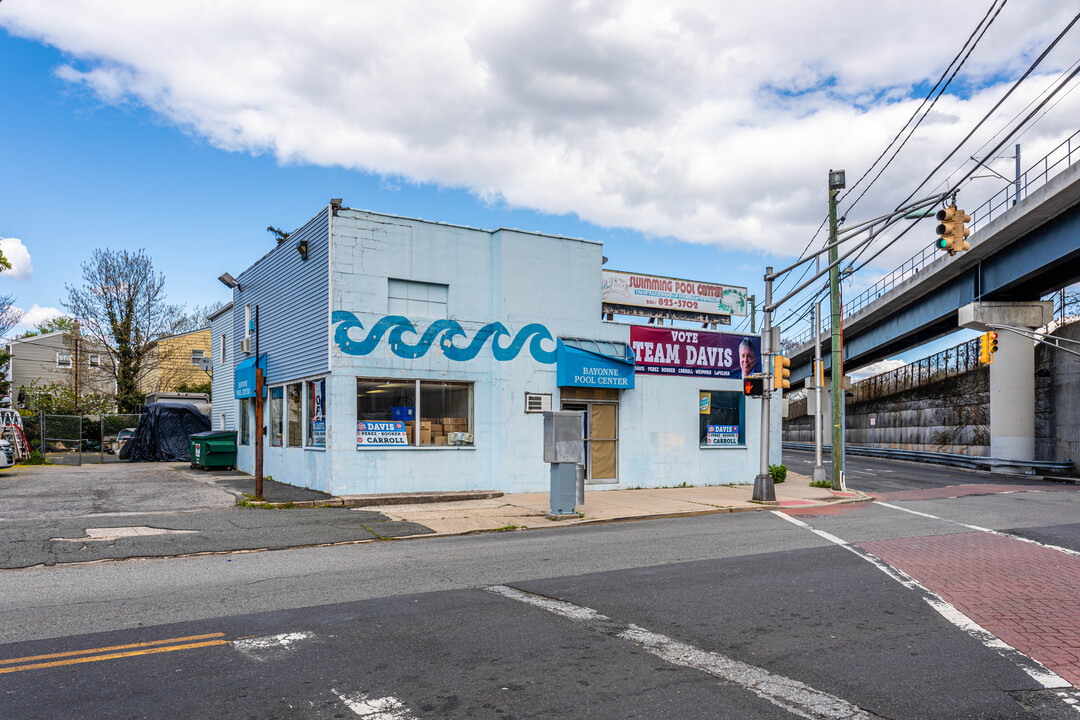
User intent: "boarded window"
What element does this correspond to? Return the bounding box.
[387,279,448,319]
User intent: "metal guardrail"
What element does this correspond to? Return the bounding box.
[783,442,1074,474]
[786,129,1080,348]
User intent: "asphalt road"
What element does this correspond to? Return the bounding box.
[5,468,1080,719]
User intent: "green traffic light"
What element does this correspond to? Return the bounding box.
[936,237,949,249]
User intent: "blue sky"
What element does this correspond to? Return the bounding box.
[2,2,1077,378]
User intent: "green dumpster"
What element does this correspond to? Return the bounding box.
[189,430,237,470]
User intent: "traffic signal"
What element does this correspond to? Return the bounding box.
[772,354,791,389]
[743,376,764,397]
[979,333,991,364]
[988,331,998,358]
[935,205,971,256]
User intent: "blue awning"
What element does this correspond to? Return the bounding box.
[234,354,267,399]
[556,340,635,389]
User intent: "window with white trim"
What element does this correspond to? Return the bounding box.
[56,352,73,369]
[220,333,226,364]
[307,378,327,447]
[269,386,284,447]
[191,349,206,364]
[356,378,472,448]
[287,383,302,448]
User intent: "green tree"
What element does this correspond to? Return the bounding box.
[20,379,114,416]
[19,315,75,338]
[176,380,212,399]
[64,249,184,413]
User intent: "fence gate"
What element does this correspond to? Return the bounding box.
[38,414,142,465]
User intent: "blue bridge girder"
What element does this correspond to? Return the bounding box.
[787,160,1080,384]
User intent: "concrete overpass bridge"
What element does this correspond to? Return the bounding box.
[781,130,1080,467]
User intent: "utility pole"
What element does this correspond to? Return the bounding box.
[753,268,775,502]
[749,295,756,334]
[813,296,826,485]
[828,170,845,491]
[254,306,264,500]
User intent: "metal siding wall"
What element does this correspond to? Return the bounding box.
[210,308,236,429]
[233,209,330,385]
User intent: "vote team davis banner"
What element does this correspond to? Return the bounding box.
[630,326,762,378]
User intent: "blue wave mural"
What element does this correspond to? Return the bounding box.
[332,312,556,364]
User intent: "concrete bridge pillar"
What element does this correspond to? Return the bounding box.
[959,301,1055,471]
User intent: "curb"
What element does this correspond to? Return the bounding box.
[417,492,875,537]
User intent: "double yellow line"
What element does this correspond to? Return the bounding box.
[0,633,228,674]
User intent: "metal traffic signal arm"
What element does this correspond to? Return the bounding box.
[753,190,951,502]
[986,324,1080,358]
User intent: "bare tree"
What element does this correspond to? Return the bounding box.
[64,249,184,412]
[0,294,23,400]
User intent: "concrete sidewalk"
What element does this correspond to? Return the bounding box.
[355,472,870,536]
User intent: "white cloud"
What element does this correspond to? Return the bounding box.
[0,238,33,280]
[3,0,1078,264]
[849,358,907,382]
[9,305,64,336]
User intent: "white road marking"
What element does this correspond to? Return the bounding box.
[231,632,313,662]
[486,584,873,719]
[333,689,416,719]
[773,511,1071,690]
[875,501,1080,558]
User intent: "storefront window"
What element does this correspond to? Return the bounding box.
[699,390,744,447]
[269,386,284,447]
[356,378,472,448]
[240,398,251,445]
[287,383,302,447]
[307,378,327,447]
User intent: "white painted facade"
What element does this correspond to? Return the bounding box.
[216,206,780,495]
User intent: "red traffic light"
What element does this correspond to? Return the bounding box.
[743,376,764,397]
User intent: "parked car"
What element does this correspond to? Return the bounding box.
[114,428,135,455]
[0,439,13,468]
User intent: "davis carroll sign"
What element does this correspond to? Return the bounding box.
[630,326,761,379]
[603,270,748,317]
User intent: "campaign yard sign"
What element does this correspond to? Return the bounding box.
[706,425,740,445]
[356,421,409,447]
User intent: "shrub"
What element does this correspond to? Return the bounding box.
[768,463,787,483]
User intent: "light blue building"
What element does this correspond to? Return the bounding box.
[212,201,780,495]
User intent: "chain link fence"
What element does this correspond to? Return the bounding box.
[22,413,141,465]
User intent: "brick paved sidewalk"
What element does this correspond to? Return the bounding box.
[860,532,1080,688]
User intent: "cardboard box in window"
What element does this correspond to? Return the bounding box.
[391,406,415,421]
[434,435,448,446]
[419,420,432,431]
[403,421,414,443]
[419,427,432,445]
[441,417,466,426]
[429,423,444,433]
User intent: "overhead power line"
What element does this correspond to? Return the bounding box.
[841,11,1080,279]
[840,0,1008,214]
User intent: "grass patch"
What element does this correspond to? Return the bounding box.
[21,451,47,465]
